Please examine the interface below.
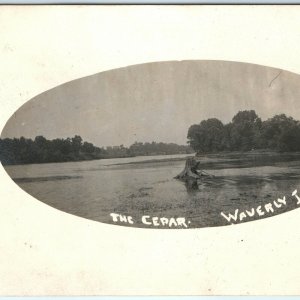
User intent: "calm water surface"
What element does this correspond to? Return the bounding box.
[4,153,300,228]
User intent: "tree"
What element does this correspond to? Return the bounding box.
[187,124,202,152]
[82,141,95,154]
[261,114,300,151]
[187,118,225,153]
[230,110,262,151]
[71,135,83,155]
[0,135,106,165]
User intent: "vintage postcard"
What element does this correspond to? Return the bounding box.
[1,5,300,295]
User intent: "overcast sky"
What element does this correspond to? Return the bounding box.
[2,60,300,147]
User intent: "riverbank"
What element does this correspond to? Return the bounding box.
[108,150,300,170]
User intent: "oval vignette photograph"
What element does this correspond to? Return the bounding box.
[1,60,300,229]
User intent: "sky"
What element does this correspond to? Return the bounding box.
[2,60,300,147]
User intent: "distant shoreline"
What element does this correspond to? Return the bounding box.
[1,152,194,167]
[2,149,300,168]
[108,150,300,167]
[0,136,193,166]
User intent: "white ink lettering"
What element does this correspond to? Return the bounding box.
[264,203,274,213]
[246,208,255,217]
[110,213,119,222]
[169,218,177,227]
[277,196,286,206]
[176,218,188,228]
[239,212,247,221]
[256,206,265,216]
[221,209,239,223]
[292,190,300,204]
[141,216,152,225]
[152,217,160,226]
[273,200,282,208]
[160,218,169,226]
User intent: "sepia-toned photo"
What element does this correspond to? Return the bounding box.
[1,60,300,229]
[2,5,300,296]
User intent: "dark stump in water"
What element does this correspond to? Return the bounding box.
[175,157,200,179]
[175,157,214,191]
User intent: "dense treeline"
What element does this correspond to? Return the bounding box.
[0,135,193,165]
[188,110,300,153]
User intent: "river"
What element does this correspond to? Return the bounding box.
[3,152,300,228]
